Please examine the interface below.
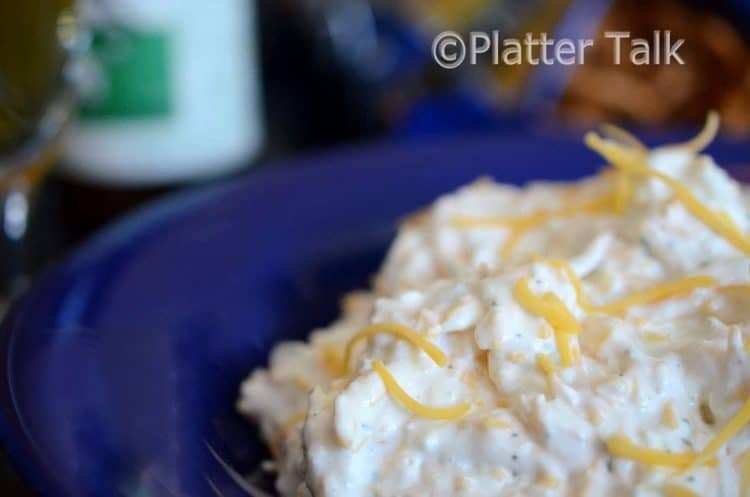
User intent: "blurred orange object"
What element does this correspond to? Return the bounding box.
[558,0,750,134]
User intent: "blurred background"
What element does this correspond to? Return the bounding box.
[1,0,750,494]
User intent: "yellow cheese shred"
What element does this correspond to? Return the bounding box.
[500,228,526,257]
[372,360,470,421]
[598,122,648,152]
[514,277,582,334]
[452,113,725,259]
[682,396,750,474]
[514,277,581,367]
[537,257,716,315]
[585,129,750,255]
[534,258,595,311]
[594,276,717,315]
[536,353,556,377]
[612,169,635,214]
[536,353,557,396]
[343,322,448,375]
[605,435,702,469]
[451,194,612,256]
[672,110,720,153]
[662,484,700,497]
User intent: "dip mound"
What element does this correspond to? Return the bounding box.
[239,115,750,497]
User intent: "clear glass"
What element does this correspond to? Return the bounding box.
[0,1,83,298]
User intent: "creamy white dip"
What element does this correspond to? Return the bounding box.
[238,122,750,497]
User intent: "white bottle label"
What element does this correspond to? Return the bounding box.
[63,0,264,186]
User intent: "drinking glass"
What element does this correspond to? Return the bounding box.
[0,0,83,299]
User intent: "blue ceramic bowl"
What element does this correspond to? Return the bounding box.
[1,133,748,496]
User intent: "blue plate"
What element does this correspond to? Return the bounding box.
[1,133,748,497]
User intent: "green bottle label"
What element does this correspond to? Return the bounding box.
[79,28,171,119]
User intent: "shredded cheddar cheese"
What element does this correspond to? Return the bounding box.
[514,277,581,334]
[612,169,634,214]
[672,110,720,153]
[535,258,593,311]
[663,484,700,497]
[605,435,701,469]
[536,353,556,377]
[537,324,553,339]
[537,257,716,315]
[553,331,577,368]
[372,361,470,421]
[594,276,717,314]
[451,194,612,256]
[599,122,648,152]
[683,397,750,474]
[343,323,448,375]
[500,228,526,257]
[514,277,581,367]
[537,353,557,396]
[585,127,750,255]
